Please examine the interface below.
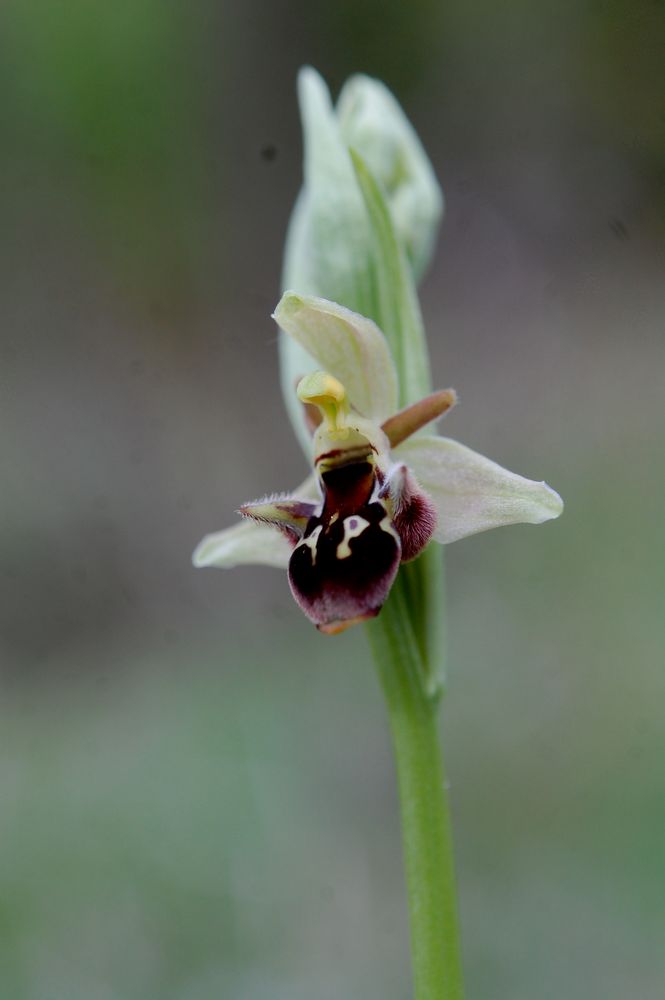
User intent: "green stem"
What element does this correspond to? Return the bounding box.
[367,581,464,1000]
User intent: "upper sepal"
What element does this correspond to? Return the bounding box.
[274,292,398,422]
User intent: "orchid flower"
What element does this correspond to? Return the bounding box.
[193,67,565,1000]
[193,292,563,634]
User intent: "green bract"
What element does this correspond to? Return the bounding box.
[336,74,443,281]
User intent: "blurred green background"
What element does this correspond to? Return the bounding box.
[1,2,664,997]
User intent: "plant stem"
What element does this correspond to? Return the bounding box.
[367,579,464,1000]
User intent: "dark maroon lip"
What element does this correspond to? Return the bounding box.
[287,495,401,630]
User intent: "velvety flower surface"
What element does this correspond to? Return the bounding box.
[193,293,563,633]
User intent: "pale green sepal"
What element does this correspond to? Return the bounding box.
[337,74,443,281]
[350,150,432,409]
[192,520,292,570]
[274,291,399,422]
[398,435,564,544]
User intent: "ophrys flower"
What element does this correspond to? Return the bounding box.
[193,292,563,633]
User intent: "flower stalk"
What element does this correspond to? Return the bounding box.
[368,596,463,1000]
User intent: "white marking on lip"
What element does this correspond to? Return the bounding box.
[299,524,322,565]
[336,516,370,560]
